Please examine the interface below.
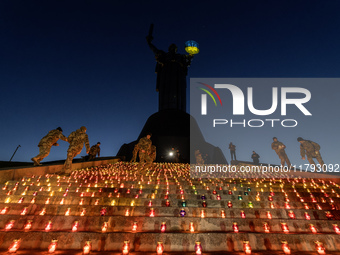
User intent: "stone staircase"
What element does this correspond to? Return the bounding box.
[0,162,339,254]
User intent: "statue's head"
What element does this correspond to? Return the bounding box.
[168,44,177,53]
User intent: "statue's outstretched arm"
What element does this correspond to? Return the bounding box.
[146,38,159,55]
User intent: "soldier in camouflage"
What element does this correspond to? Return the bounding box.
[63,126,90,172]
[271,137,292,168]
[297,137,325,168]
[31,127,68,166]
[137,133,152,163]
[87,142,101,161]
[148,145,157,163]
[130,144,139,162]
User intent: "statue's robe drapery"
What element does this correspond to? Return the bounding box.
[154,50,191,112]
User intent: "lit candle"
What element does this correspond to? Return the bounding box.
[81,208,86,216]
[156,241,164,255]
[150,208,155,217]
[83,241,91,255]
[281,240,291,254]
[263,222,270,233]
[325,211,334,220]
[45,220,52,231]
[333,224,340,234]
[200,209,205,218]
[281,223,289,233]
[190,222,195,233]
[284,202,290,209]
[100,207,107,216]
[122,241,130,255]
[72,221,79,232]
[39,207,46,215]
[195,241,202,255]
[5,220,15,230]
[240,210,246,219]
[8,239,21,253]
[221,209,226,218]
[48,239,58,253]
[132,221,137,232]
[24,220,32,231]
[0,207,9,215]
[160,222,167,233]
[65,208,71,216]
[20,207,28,215]
[315,241,326,254]
[102,222,108,232]
[233,222,239,233]
[243,241,252,254]
[310,224,317,233]
[288,210,295,219]
[304,212,311,220]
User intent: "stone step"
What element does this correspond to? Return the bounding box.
[0,231,339,252]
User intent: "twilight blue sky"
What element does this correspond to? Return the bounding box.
[1,0,340,166]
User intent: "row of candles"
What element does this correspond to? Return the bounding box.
[7,238,328,254]
[4,174,339,193]
[0,200,335,220]
[4,163,340,189]
[2,215,340,234]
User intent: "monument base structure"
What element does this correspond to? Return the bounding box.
[117,109,227,164]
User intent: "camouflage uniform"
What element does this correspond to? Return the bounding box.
[195,150,204,164]
[130,144,139,162]
[32,128,67,166]
[137,136,152,163]
[271,140,292,167]
[299,140,324,167]
[63,126,90,171]
[148,145,156,163]
[88,144,100,161]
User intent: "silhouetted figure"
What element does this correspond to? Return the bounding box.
[297,137,325,168]
[271,137,292,168]
[63,126,90,173]
[176,149,180,163]
[229,142,236,161]
[87,142,101,161]
[130,144,139,162]
[147,31,193,111]
[137,133,152,163]
[31,127,67,166]
[251,151,260,164]
[195,150,204,164]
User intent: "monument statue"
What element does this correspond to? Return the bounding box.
[146,24,193,112]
